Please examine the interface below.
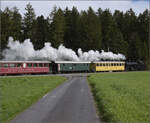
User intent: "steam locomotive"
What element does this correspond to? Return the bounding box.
[0,60,146,75]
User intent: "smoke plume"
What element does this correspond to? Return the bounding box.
[2,37,126,61]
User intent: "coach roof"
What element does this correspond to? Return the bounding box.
[0,61,51,63]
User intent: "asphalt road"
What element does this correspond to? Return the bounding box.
[9,76,100,123]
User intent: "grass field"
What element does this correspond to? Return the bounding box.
[88,71,150,123]
[0,76,66,123]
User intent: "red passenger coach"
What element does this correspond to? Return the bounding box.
[0,61,51,75]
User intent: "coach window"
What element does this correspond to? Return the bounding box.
[17,63,22,67]
[27,63,32,67]
[3,64,9,68]
[9,63,15,67]
[103,63,105,66]
[39,63,43,67]
[0,63,2,68]
[44,63,48,67]
[34,63,38,67]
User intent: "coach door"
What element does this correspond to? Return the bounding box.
[51,62,58,74]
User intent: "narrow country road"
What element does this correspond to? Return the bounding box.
[9,76,100,123]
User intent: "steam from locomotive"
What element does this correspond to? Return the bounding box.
[2,37,126,61]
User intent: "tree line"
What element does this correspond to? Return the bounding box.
[0,3,149,68]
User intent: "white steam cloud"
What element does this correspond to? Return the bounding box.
[2,37,126,61]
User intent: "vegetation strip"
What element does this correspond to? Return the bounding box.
[0,76,66,123]
[88,72,150,123]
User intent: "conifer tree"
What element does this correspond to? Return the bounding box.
[23,3,36,40]
[50,8,65,47]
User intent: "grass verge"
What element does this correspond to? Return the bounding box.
[88,71,150,123]
[0,76,66,123]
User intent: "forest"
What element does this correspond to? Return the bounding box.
[0,3,149,68]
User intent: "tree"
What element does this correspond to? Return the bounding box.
[109,27,128,55]
[64,7,81,51]
[113,10,125,34]
[123,8,138,42]
[49,8,65,47]
[1,7,22,58]
[32,15,50,49]
[79,7,102,51]
[23,3,36,40]
[100,9,114,51]
[10,7,22,41]
[137,9,149,66]
[1,7,12,52]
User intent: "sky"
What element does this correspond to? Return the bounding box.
[1,0,149,17]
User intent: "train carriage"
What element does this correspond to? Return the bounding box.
[90,61,125,72]
[0,61,51,75]
[52,61,91,73]
[0,60,144,75]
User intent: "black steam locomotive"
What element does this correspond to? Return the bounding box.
[125,61,146,71]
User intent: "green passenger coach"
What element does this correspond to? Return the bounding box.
[53,61,90,73]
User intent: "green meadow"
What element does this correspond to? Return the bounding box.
[0,76,66,123]
[88,71,150,123]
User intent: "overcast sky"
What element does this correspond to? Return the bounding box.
[1,0,149,17]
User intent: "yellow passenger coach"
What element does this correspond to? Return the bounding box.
[90,61,125,72]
